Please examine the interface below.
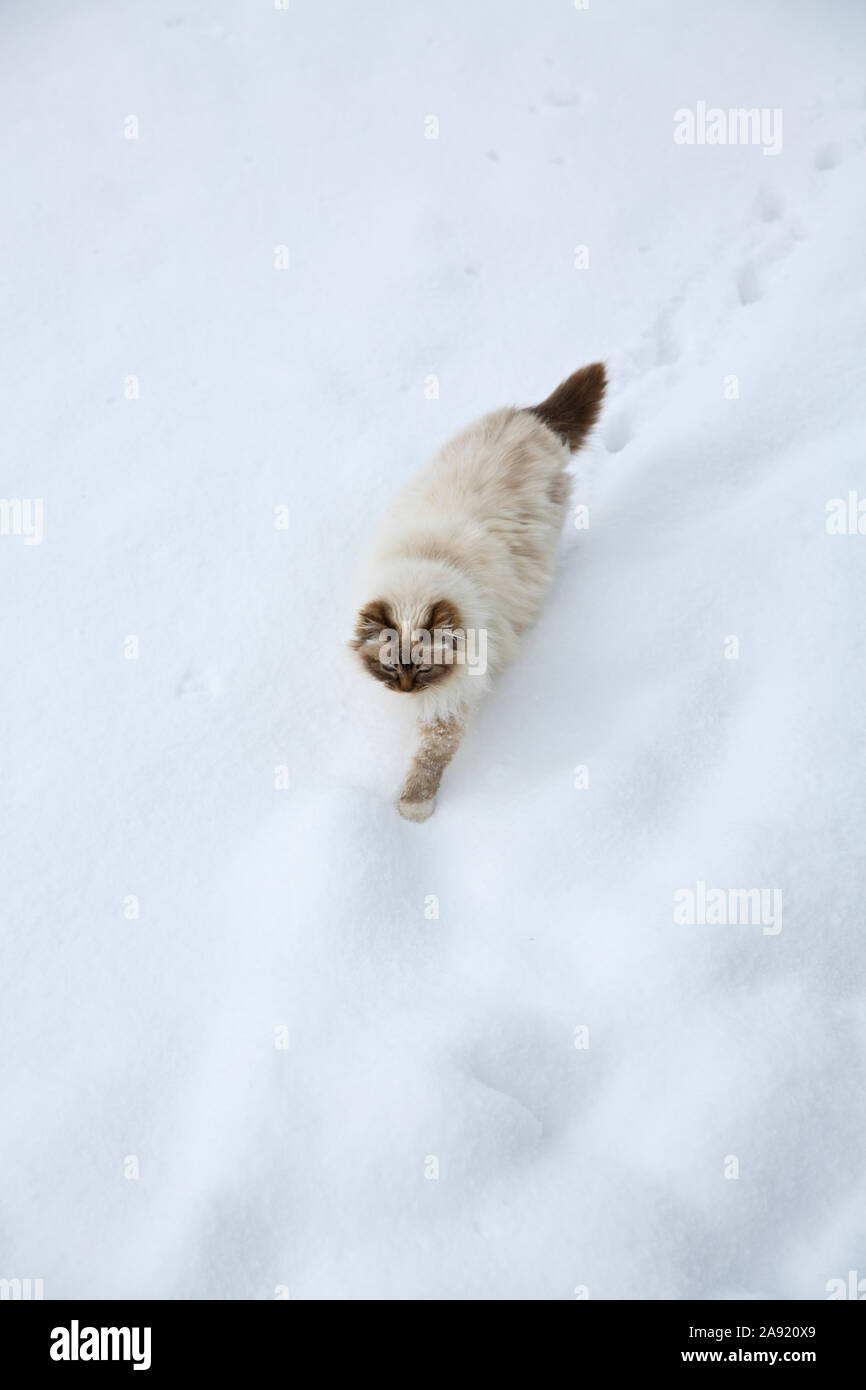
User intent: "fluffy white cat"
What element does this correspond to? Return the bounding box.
[351,363,607,820]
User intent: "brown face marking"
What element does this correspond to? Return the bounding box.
[422,599,461,632]
[357,645,397,685]
[351,599,393,649]
[360,649,456,694]
[352,596,461,693]
[408,598,461,691]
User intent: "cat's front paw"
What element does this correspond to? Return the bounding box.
[398,796,436,822]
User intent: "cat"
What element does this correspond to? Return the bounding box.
[350,363,607,821]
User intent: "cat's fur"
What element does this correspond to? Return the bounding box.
[351,363,607,820]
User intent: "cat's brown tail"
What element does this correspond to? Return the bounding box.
[528,362,607,453]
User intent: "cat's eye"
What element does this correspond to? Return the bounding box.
[381,663,397,673]
[417,665,432,673]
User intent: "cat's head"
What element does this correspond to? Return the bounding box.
[351,598,462,694]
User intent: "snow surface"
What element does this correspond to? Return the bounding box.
[2,0,865,1300]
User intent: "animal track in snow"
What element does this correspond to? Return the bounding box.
[624,304,684,377]
[757,188,784,223]
[735,221,803,309]
[736,263,763,306]
[814,141,843,171]
[604,410,634,454]
[176,669,220,702]
[649,307,681,367]
[544,90,581,109]
[461,1011,585,1139]
[606,107,862,466]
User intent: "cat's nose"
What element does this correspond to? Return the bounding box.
[398,668,415,692]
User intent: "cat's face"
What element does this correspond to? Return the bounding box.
[352,599,460,694]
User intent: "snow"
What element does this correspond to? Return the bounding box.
[2,0,865,1300]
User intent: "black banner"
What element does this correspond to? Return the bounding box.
[1,1299,862,1374]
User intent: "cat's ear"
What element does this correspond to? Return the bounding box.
[352,599,393,647]
[424,599,461,633]
[529,362,607,452]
